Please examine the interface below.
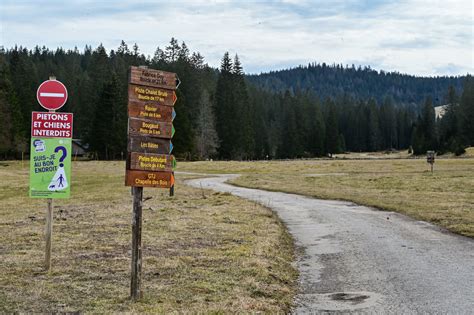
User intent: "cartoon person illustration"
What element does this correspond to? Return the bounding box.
[57,174,64,188]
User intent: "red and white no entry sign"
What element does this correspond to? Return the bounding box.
[36,79,68,111]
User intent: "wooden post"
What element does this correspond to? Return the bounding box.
[170,171,174,197]
[45,198,53,271]
[130,186,143,300]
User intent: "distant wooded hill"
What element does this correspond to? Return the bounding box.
[247,63,465,106]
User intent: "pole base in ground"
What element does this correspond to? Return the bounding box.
[130,186,143,300]
[45,198,53,271]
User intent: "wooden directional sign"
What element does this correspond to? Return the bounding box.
[130,66,180,90]
[128,117,174,139]
[128,136,173,154]
[128,152,176,172]
[126,66,177,190]
[126,66,179,300]
[128,100,176,121]
[128,84,177,107]
[125,170,175,188]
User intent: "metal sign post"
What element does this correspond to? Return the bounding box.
[30,76,72,271]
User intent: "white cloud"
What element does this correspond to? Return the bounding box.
[0,0,472,76]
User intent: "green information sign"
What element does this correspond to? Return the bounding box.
[30,138,72,198]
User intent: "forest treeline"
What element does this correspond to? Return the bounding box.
[0,39,473,160]
[248,63,465,106]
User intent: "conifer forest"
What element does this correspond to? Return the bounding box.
[1,38,473,160]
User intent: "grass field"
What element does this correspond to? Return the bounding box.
[178,157,474,237]
[0,161,297,313]
[1,156,472,312]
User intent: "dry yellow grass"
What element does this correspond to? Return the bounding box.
[463,147,474,158]
[0,161,297,313]
[178,158,474,237]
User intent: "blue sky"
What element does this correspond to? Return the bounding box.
[1,0,472,76]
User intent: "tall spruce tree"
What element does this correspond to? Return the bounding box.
[232,54,254,159]
[438,85,460,153]
[88,73,125,159]
[195,89,219,159]
[380,96,397,149]
[459,76,474,146]
[412,97,437,154]
[367,99,381,151]
[279,91,302,158]
[215,52,234,159]
[325,98,341,156]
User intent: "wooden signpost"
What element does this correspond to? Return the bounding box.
[125,66,179,300]
[427,150,435,173]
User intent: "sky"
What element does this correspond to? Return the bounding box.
[1,0,472,76]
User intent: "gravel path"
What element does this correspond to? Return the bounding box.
[185,174,474,314]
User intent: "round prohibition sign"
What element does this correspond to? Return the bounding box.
[37,79,68,111]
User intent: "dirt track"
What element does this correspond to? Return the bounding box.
[186,174,474,314]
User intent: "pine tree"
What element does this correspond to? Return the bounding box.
[152,46,166,64]
[380,96,397,149]
[132,43,139,56]
[178,42,190,62]
[0,76,13,155]
[279,92,302,158]
[325,99,341,156]
[367,99,381,151]
[459,76,474,146]
[117,40,130,55]
[190,52,205,69]
[307,98,325,156]
[422,96,437,150]
[195,89,219,159]
[438,85,459,153]
[354,100,368,151]
[233,54,243,75]
[88,73,125,159]
[215,52,234,159]
[412,97,437,154]
[232,54,254,159]
[165,38,180,62]
[171,88,195,159]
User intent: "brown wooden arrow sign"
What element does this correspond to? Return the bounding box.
[128,117,175,139]
[128,84,177,107]
[127,136,173,154]
[128,152,176,172]
[125,170,175,188]
[128,100,175,122]
[130,66,180,90]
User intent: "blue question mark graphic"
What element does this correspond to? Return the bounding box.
[54,146,67,167]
